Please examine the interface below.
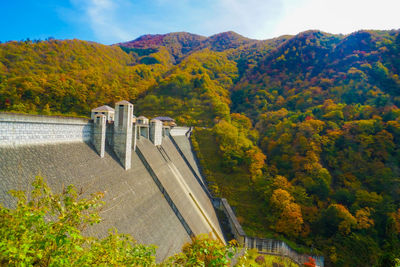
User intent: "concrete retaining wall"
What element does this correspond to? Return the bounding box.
[0,113,92,146]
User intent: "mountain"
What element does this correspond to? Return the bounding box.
[232,29,400,117]
[116,32,206,61]
[117,31,259,61]
[1,29,400,266]
[116,32,206,50]
[201,31,257,51]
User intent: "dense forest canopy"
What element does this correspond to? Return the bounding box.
[1,29,400,266]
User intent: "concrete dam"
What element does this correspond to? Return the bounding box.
[0,100,324,266]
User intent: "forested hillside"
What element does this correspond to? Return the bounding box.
[0,39,171,116]
[231,30,400,266]
[1,29,400,266]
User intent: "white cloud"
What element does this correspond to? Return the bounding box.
[69,0,132,43]
[273,0,400,37]
[63,0,400,44]
[209,0,400,39]
[206,0,283,39]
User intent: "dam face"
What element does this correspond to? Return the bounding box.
[0,111,223,261]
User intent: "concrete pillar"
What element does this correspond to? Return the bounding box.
[113,100,134,170]
[150,119,163,146]
[93,114,106,158]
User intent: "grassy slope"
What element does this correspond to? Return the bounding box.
[193,128,267,236]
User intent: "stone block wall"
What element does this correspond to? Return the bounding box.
[0,113,92,146]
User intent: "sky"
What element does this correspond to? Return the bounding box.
[0,0,399,44]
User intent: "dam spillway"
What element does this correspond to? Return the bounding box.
[136,137,224,243]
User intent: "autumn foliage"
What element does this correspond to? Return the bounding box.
[1,29,400,266]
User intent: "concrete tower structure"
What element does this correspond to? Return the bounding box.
[93,114,106,158]
[113,100,133,170]
[91,105,115,121]
[150,119,163,146]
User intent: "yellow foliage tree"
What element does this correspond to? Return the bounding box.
[270,189,294,211]
[270,188,304,237]
[273,175,291,190]
[355,208,374,229]
[275,202,304,236]
[246,147,266,180]
[331,204,357,235]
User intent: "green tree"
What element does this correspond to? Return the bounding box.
[0,176,156,266]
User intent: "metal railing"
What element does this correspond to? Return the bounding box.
[213,197,324,266]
